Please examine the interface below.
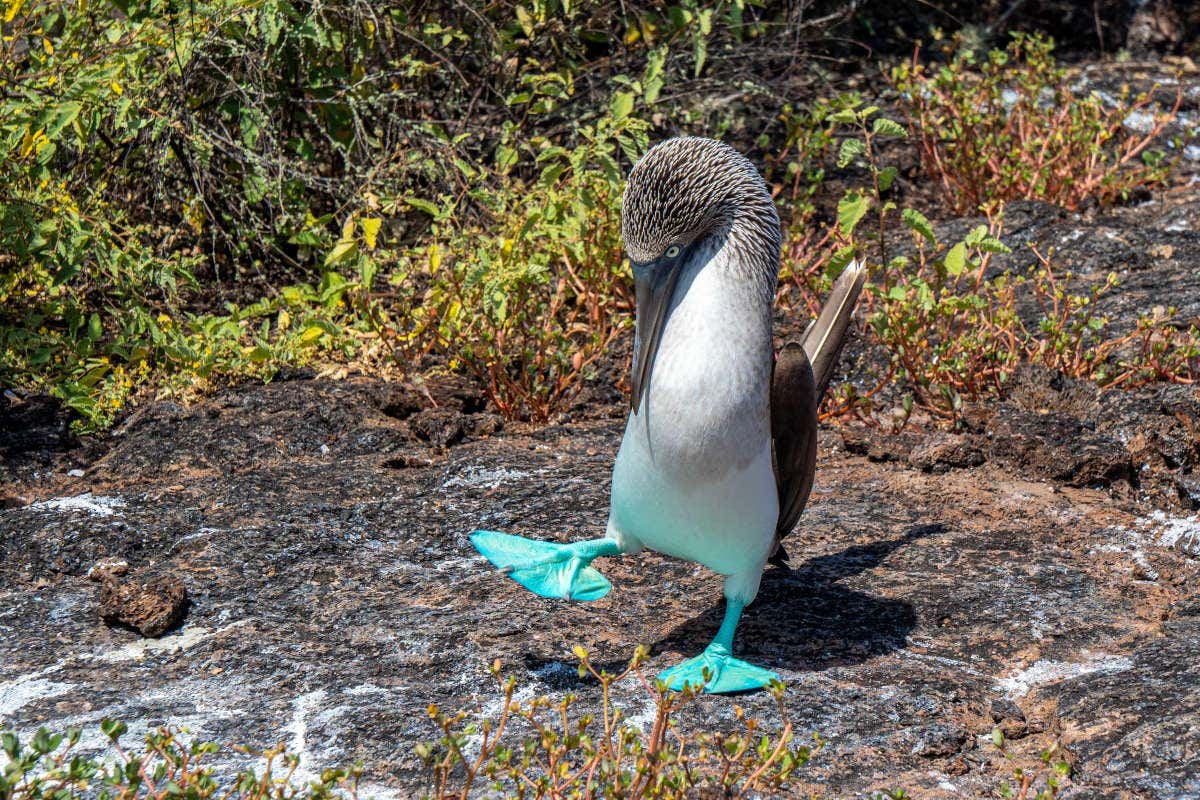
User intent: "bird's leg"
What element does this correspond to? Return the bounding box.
[470,530,621,602]
[657,597,779,694]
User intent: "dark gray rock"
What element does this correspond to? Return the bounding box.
[908,433,986,472]
[1052,612,1200,798]
[904,723,970,758]
[986,405,1133,488]
[1,376,1197,798]
[408,408,466,449]
[839,426,919,463]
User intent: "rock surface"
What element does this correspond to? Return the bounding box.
[1,370,1198,798]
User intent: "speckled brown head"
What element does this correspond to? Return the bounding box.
[621,137,780,276]
[621,137,782,413]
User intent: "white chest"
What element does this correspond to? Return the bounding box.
[629,244,773,477]
[606,245,778,576]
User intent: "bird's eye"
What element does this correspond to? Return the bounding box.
[664,245,681,259]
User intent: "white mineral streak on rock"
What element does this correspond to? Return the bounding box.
[902,650,990,677]
[285,690,328,783]
[443,465,532,489]
[997,652,1133,700]
[1096,525,1158,580]
[620,693,662,733]
[94,621,249,664]
[353,783,411,800]
[433,554,488,573]
[1140,510,1200,553]
[1123,109,1157,134]
[0,664,75,718]
[30,493,126,517]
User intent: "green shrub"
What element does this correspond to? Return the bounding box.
[892,32,1180,214]
[0,720,364,800]
[1,0,779,428]
[411,647,817,799]
[2,2,1194,431]
[826,99,1200,422]
[408,103,647,421]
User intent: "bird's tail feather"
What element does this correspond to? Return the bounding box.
[801,261,866,400]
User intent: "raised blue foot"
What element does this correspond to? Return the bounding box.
[658,642,779,693]
[470,531,620,602]
[658,598,778,694]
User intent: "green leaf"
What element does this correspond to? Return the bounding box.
[494,144,518,175]
[101,720,127,742]
[878,166,898,192]
[901,208,935,243]
[403,196,441,216]
[828,245,856,273]
[837,192,870,235]
[595,152,619,184]
[610,91,635,121]
[45,101,81,139]
[643,46,667,104]
[830,109,857,124]
[945,242,967,275]
[871,117,907,137]
[360,218,381,250]
[324,239,357,267]
[515,5,534,36]
[298,325,325,345]
[917,281,935,310]
[837,138,865,168]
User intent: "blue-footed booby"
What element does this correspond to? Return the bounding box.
[471,137,866,693]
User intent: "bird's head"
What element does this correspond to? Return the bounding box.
[620,137,780,413]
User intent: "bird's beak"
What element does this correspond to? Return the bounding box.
[630,250,685,415]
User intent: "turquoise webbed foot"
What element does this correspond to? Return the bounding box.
[470,530,620,602]
[657,642,779,694]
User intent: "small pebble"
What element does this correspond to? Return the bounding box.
[88,558,130,582]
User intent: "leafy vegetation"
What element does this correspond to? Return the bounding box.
[0,649,1077,799]
[1,1,1195,431]
[800,94,1198,422]
[3,0,811,428]
[993,727,1071,800]
[0,718,364,800]
[892,32,1181,213]
[419,647,815,799]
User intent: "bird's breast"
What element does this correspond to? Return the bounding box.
[627,256,773,484]
[606,239,780,574]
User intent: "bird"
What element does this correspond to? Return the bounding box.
[471,136,865,693]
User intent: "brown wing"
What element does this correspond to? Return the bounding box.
[770,262,867,565]
[770,342,818,560]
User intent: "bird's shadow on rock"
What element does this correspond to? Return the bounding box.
[653,524,940,673]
